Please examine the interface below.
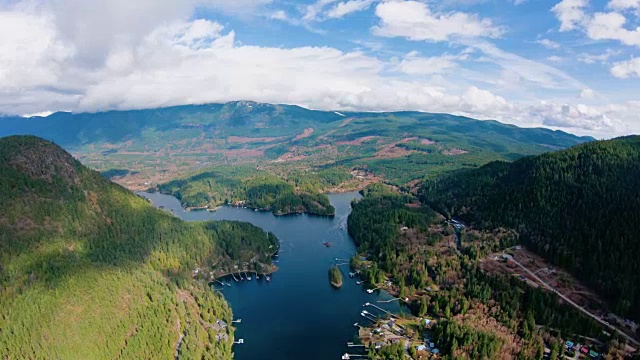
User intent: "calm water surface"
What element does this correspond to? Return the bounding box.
[139,191,406,360]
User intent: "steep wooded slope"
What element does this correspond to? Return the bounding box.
[421,136,640,320]
[0,136,277,359]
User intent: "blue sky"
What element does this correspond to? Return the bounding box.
[0,0,639,137]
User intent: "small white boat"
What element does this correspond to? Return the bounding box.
[266,276,271,282]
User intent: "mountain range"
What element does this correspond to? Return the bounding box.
[0,101,594,189]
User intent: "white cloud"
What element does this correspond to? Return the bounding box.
[553,0,640,47]
[367,1,593,115]
[0,11,74,88]
[326,0,374,18]
[299,0,374,22]
[578,49,620,64]
[607,0,640,11]
[537,38,561,49]
[0,0,637,139]
[75,22,387,111]
[270,10,288,20]
[552,0,587,31]
[4,0,272,67]
[396,53,459,75]
[302,0,339,21]
[526,101,621,133]
[547,55,564,62]
[610,57,640,77]
[579,88,595,98]
[372,0,504,42]
[1,12,619,136]
[466,40,587,91]
[586,11,640,46]
[459,86,511,113]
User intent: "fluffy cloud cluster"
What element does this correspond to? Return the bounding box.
[373,1,504,42]
[0,0,637,138]
[610,57,640,78]
[551,0,640,81]
[553,0,640,47]
[0,11,73,89]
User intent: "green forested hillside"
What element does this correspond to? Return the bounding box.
[0,101,593,188]
[421,136,640,321]
[348,183,437,273]
[348,185,605,359]
[0,136,277,359]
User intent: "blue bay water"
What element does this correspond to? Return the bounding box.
[139,191,406,360]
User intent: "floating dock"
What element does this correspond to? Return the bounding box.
[364,302,398,319]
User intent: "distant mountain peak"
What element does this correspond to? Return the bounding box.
[227,100,272,108]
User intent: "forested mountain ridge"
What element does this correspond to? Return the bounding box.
[0,101,594,188]
[0,102,344,147]
[0,135,278,359]
[420,135,640,321]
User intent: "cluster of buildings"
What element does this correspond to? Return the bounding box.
[212,319,229,342]
[362,318,407,349]
[414,321,440,356]
[416,336,440,355]
[564,340,600,359]
[191,267,216,280]
[359,317,442,358]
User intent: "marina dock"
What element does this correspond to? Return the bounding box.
[364,303,398,319]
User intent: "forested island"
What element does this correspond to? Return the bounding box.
[0,136,277,359]
[329,266,343,288]
[156,168,337,216]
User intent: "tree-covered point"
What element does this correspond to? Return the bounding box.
[157,166,336,216]
[0,135,277,359]
[348,183,438,270]
[421,136,640,321]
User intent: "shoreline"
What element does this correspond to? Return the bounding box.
[193,202,336,217]
[212,266,279,281]
[212,248,281,280]
[142,191,338,217]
